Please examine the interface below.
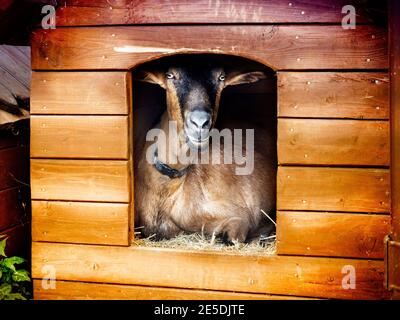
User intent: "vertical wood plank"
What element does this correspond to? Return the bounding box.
[389,0,400,298]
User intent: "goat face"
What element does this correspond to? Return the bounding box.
[138,57,265,150]
[166,65,223,151]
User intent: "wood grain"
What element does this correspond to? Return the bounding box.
[31,159,130,202]
[278,72,389,119]
[55,0,385,25]
[277,167,390,213]
[0,187,28,231]
[31,242,388,299]
[31,115,128,159]
[30,72,129,115]
[278,119,389,166]
[33,280,311,300]
[0,45,30,101]
[0,146,29,190]
[277,211,390,259]
[389,0,400,297]
[32,201,129,246]
[31,26,387,70]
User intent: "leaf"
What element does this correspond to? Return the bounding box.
[12,269,30,282]
[0,237,7,257]
[0,269,12,283]
[4,293,27,300]
[0,283,12,296]
[0,269,2,279]
[2,256,26,272]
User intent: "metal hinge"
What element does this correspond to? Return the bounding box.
[384,234,400,291]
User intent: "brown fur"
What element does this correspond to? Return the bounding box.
[136,121,275,242]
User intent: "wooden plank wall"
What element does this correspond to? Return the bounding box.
[276,72,390,259]
[32,243,388,300]
[30,0,390,300]
[33,280,313,300]
[30,72,132,246]
[54,0,385,25]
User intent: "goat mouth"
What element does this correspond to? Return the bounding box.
[186,135,210,151]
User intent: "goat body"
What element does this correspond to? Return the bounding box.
[136,114,276,242]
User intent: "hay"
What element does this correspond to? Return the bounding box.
[132,210,276,256]
[132,232,276,256]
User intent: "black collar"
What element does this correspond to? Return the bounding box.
[153,148,190,179]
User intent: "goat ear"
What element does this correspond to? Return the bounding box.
[225,71,266,87]
[134,70,166,89]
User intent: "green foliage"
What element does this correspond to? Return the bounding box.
[0,235,31,300]
[0,235,6,257]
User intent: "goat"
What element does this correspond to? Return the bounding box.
[135,56,276,243]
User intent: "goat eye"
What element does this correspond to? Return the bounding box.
[218,74,226,81]
[166,73,175,80]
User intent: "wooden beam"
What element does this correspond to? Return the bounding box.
[31,72,130,115]
[278,119,389,166]
[33,280,313,300]
[277,167,390,213]
[55,0,386,25]
[31,26,387,70]
[32,201,129,246]
[31,159,130,202]
[278,72,389,119]
[277,211,390,259]
[32,242,388,299]
[31,116,129,159]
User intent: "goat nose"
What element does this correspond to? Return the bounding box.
[189,110,211,129]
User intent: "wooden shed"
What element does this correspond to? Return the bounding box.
[30,0,400,300]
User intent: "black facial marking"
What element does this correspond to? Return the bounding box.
[168,65,222,115]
